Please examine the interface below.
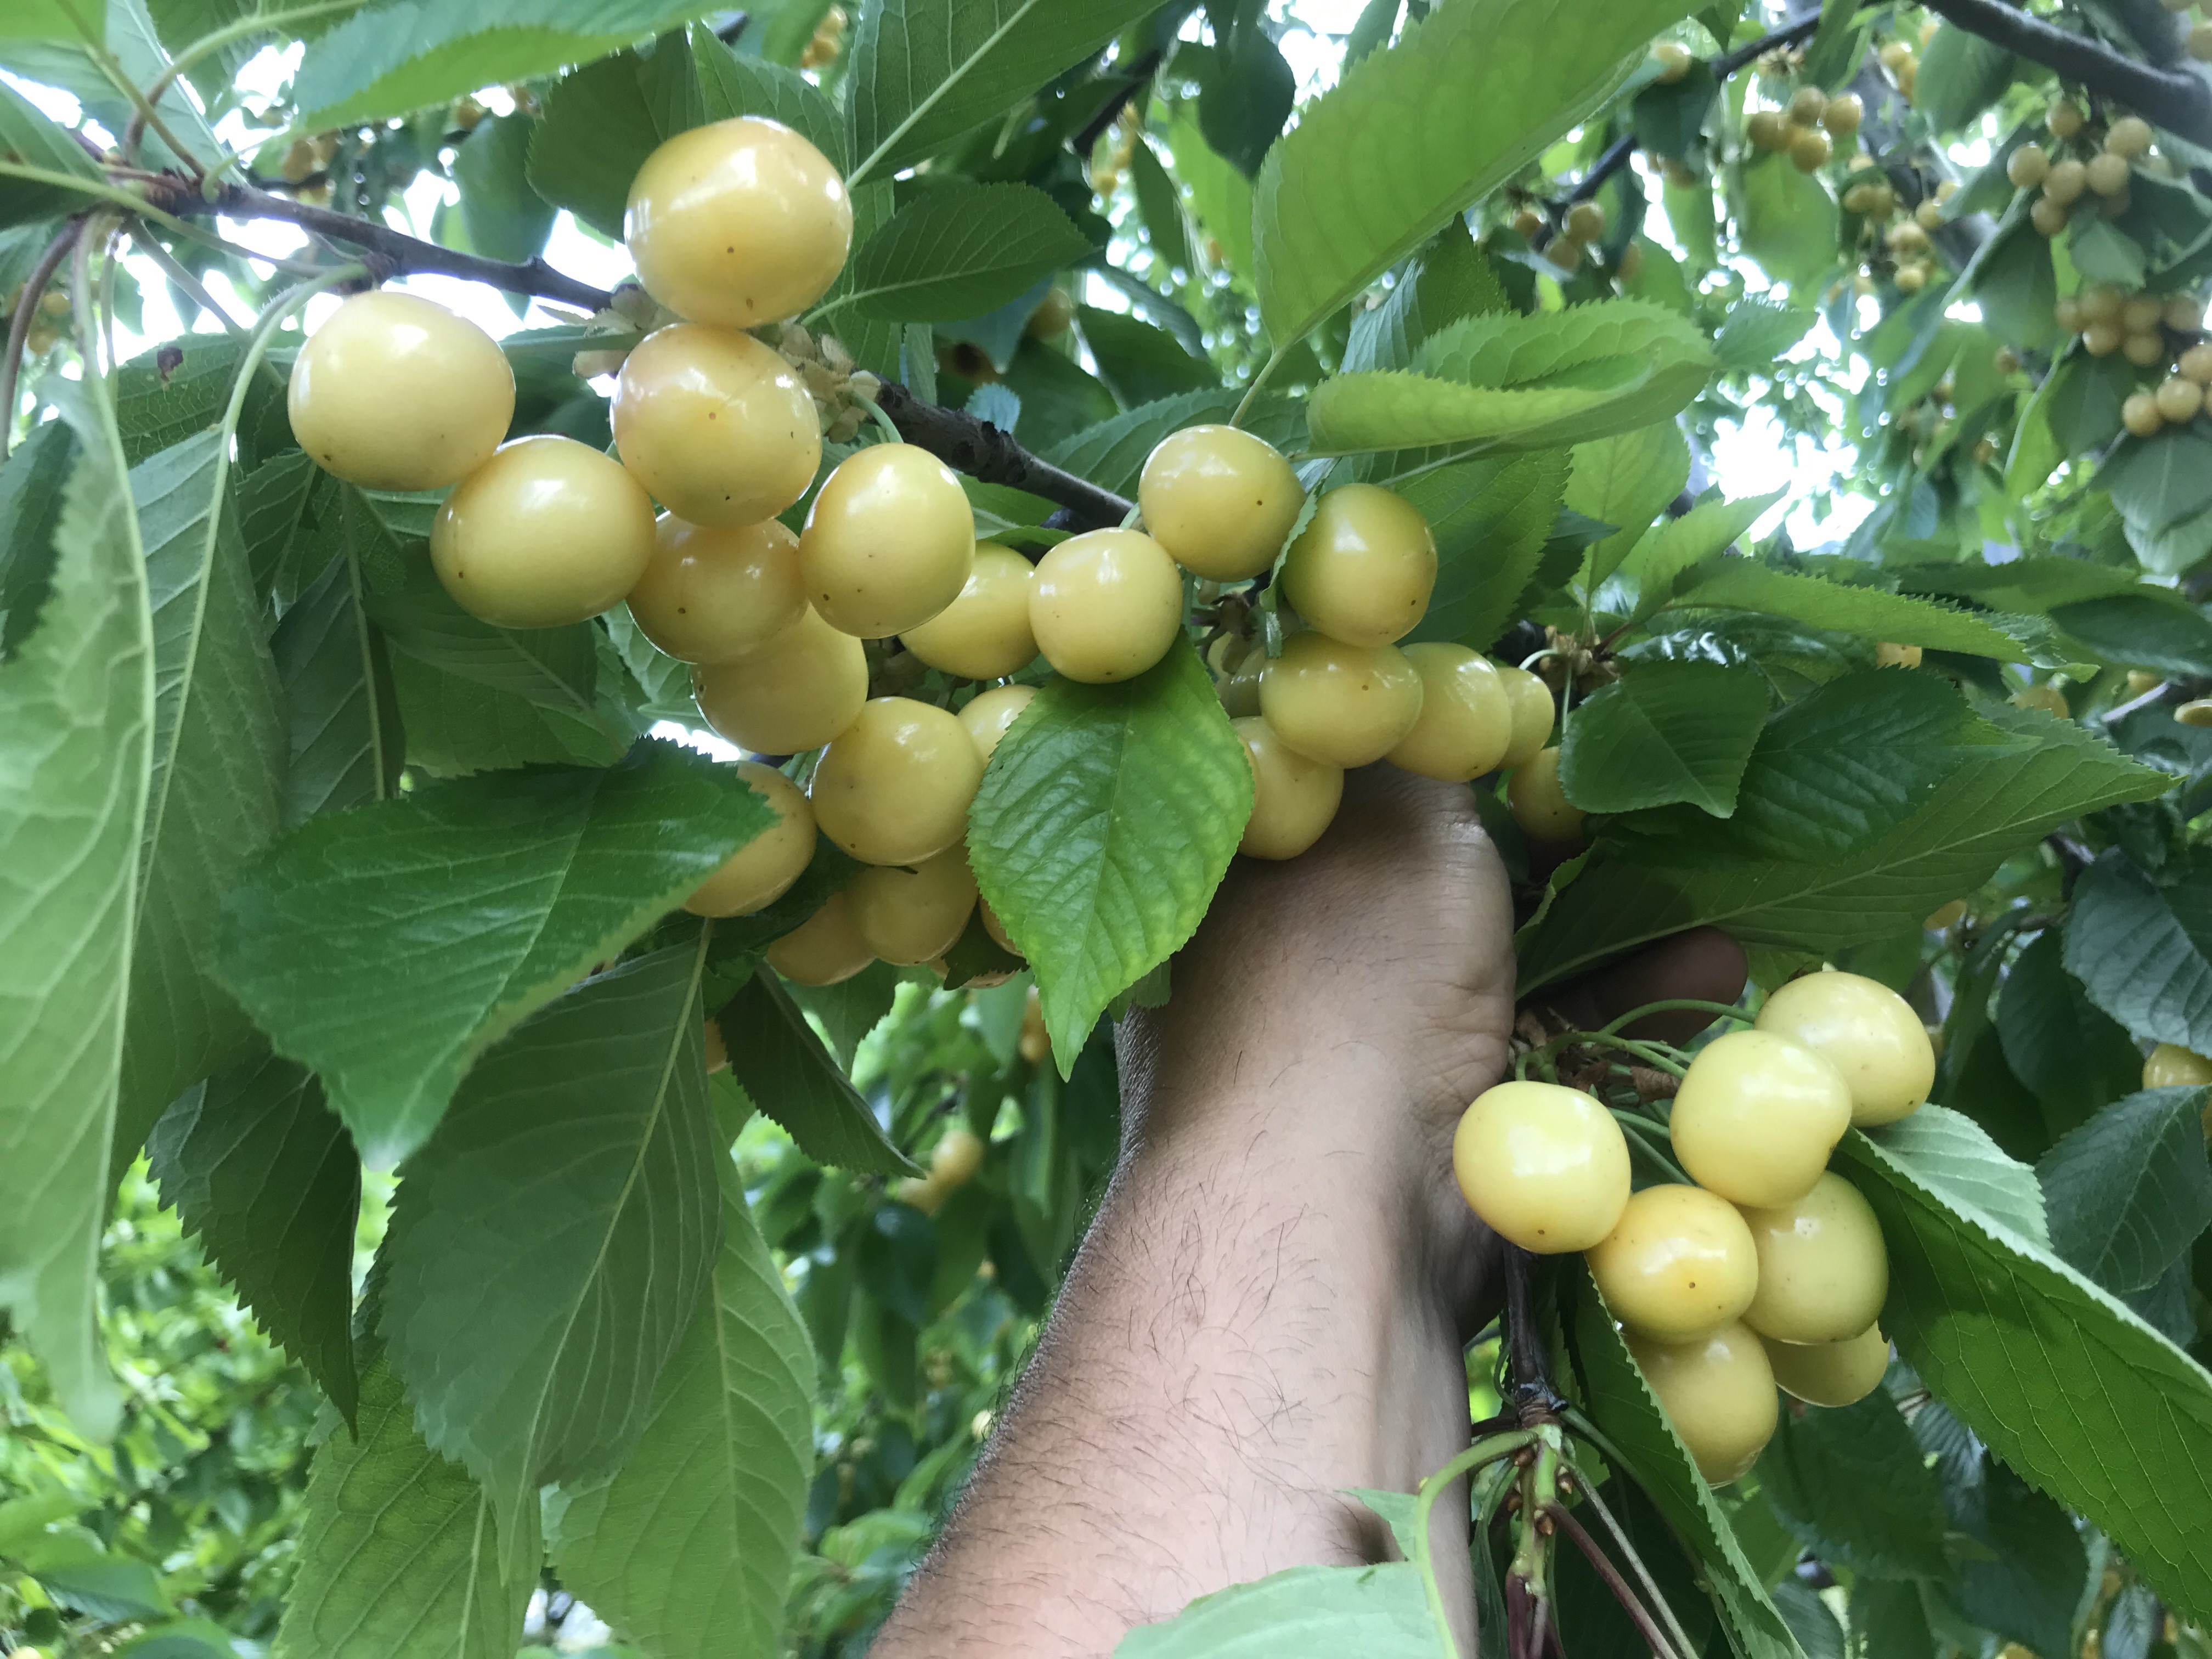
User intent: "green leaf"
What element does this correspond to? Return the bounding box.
[379,944,723,1575]
[1250,0,1696,347]
[2038,1087,2212,1294]
[1754,1392,1950,1581]
[0,382,150,1441]
[1399,449,1569,649]
[845,0,1162,184]
[526,49,676,240]
[1996,930,2140,1147]
[1713,299,1817,374]
[691,24,843,165]
[1736,154,1838,290]
[270,545,403,826]
[20,1536,173,1621]
[0,1,97,43]
[274,1347,538,1659]
[546,1152,813,1659]
[1565,420,1691,589]
[1519,672,2168,991]
[1043,388,1243,497]
[1949,1461,2090,1659]
[2062,851,2212,1059]
[213,741,774,1166]
[1166,101,1257,293]
[452,112,554,266]
[1873,1104,2051,1247]
[1913,21,2017,128]
[1115,1562,1445,1657]
[145,1052,361,1420]
[118,432,286,1153]
[837,183,1090,323]
[116,1619,247,1659]
[2102,426,2212,537]
[1670,563,2043,662]
[2070,216,2149,290]
[969,641,1252,1066]
[0,417,72,659]
[1080,306,1220,407]
[2051,592,2212,677]
[0,79,102,228]
[1560,661,1769,817]
[1608,490,1783,624]
[1129,136,1192,274]
[714,969,916,1176]
[291,0,732,128]
[387,649,627,777]
[1341,219,1509,376]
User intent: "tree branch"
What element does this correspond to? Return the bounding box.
[1070,47,1164,157]
[873,380,1132,527]
[1918,0,2212,143]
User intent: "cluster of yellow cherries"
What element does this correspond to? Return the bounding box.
[1453,970,1933,1483]
[2010,105,2153,237]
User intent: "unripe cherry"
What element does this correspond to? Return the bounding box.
[765,891,872,985]
[847,844,978,965]
[2086,151,2132,198]
[2157,375,2206,423]
[628,514,806,664]
[1587,1183,1759,1342]
[625,116,853,328]
[960,683,1037,764]
[1739,1172,1890,1344]
[1671,1029,1852,1207]
[932,1126,986,1187]
[612,323,821,526]
[1626,1320,1778,1485]
[289,290,514,490]
[898,541,1037,679]
[2143,1042,2212,1088]
[1754,969,1933,1126]
[1763,1323,1889,1407]
[2108,115,2154,159]
[1496,665,1556,768]
[684,762,816,916]
[2182,342,2212,383]
[1278,483,1438,646]
[2042,157,2088,206]
[1452,1080,1630,1254]
[1508,747,1584,844]
[693,605,868,754]
[2006,144,2049,189]
[809,696,983,866]
[1821,92,1863,137]
[1258,631,1424,768]
[1233,715,1344,860]
[1138,424,1305,581]
[800,443,975,638]
[431,436,656,629]
[1029,528,1186,682]
[1386,645,1514,780]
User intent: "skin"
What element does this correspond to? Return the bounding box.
[1623,1321,1778,1486]
[1386,645,1514,781]
[628,515,806,665]
[1763,1324,1890,1407]
[692,606,869,754]
[1739,1172,1891,1344]
[800,444,976,639]
[1258,632,1425,768]
[1030,529,1187,683]
[1586,1183,1759,1342]
[1754,970,1933,1126]
[873,768,1748,1658]
[1232,715,1344,860]
[1137,425,1305,582]
[289,290,514,490]
[1670,1029,1853,1206]
[1451,1080,1630,1254]
[848,845,979,966]
[961,684,1037,764]
[683,763,816,916]
[611,323,821,526]
[899,543,1038,679]
[809,697,984,866]
[430,436,656,629]
[1278,484,1438,647]
[764,891,872,986]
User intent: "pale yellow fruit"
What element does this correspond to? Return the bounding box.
[288,290,514,490]
[2048,99,2085,139]
[1496,665,1556,768]
[1258,631,1424,768]
[1386,644,1514,780]
[979,898,1022,957]
[932,1126,986,1186]
[431,436,656,628]
[2042,157,2088,206]
[1740,1172,1890,1344]
[611,323,820,526]
[2123,292,2168,331]
[765,891,872,985]
[1278,483,1438,647]
[2156,375,2206,422]
[1626,1321,1779,1485]
[1566,200,1606,241]
[1508,747,1584,844]
[800,443,975,638]
[1587,1184,1760,1342]
[1671,1029,1853,1207]
[1755,969,1934,1126]
[2083,319,2124,357]
[1787,86,1827,126]
[2182,342,2212,383]
[628,515,805,664]
[2030,195,2071,236]
[2080,283,2125,324]
[2143,1043,2212,1088]
[809,696,984,866]
[2109,115,2154,159]
[960,683,1037,764]
[684,762,815,916]
[1137,424,1304,580]
[1821,92,1863,137]
[1923,899,1968,931]
[2012,682,2070,715]
[1029,528,1186,683]
[2086,151,2132,198]
[2124,331,2167,369]
[898,542,1037,678]
[847,845,978,965]
[1790,127,1831,172]
[1764,1323,1889,1407]
[2007,144,2049,189]
[624,116,853,327]
[1234,714,1344,860]
[1451,1080,1630,1254]
[1876,641,1922,669]
[693,605,868,753]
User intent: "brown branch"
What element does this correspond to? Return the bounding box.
[1919,0,2212,143]
[1,221,84,460]
[873,379,1132,527]
[1071,48,1164,157]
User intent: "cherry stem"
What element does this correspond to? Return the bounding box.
[1593,997,1753,1038]
[1609,1109,1685,1182]
[1530,1028,1687,1078]
[1555,1446,1702,1659]
[1409,1428,1535,1659]
[1548,1503,1688,1659]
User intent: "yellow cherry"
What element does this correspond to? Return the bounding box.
[611,322,821,526]
[765,891,872,985]
[847,844,978,966]
[809,696,984,866]
[979,898,1023,957]
[1671,1029,1852,1207]
[932,1125,986,1186]
[1278,483,1438,647]
[2144,1042,2212,1088]
[1508,747,1584,844]
[1587,1184,1759,1342]
[1029,528,1186,683]
[799,443,975,639]
[1386,644,1514,780]
[1755,970,1933,1126]
[960,683,1037,764]
[627,514,806,664]
[898,542,1037,679]
[1233,714,1344,860]
[1625,1320,1778,1485]
[1739,1172,1890,1344]
[288,290,514,490]
[624,116,853,328]
[1137,424,1305,581]
[684,761,816,916]
[430,436,656,629]
[1257,630,1424,768]
[1452,1080,1631,1254]
[1763,1324,1889,1407]
[1496,665,1556,768]
[692,605,868,754]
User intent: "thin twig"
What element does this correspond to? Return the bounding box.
[1,222,83,459]
[873,379,1133,527]
[1920,0,2212,142]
